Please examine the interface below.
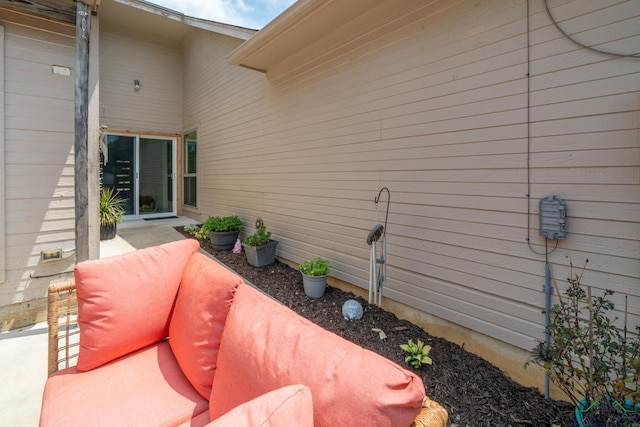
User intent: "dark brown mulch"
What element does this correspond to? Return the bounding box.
[176,227,575,427]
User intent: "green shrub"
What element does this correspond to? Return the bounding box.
[244,226,271,246]
[299,257,331,277]
[184,225,209,241]
[400,339,433,369]
[202,215,243,233]
[527,259,640,407]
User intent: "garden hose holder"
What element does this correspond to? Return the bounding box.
[367,188,390,306]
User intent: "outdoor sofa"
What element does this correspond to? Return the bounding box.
[40,239,448,426]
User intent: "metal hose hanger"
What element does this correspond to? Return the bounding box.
[367,187,390,245]
[367,187,390,306]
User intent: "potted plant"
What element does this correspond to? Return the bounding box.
[242,223,278,267]
[527,259,640,426]
[99,187,125,241]
[202,215,243,250]
[299,257,331,298]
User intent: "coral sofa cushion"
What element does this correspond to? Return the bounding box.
[210,284,425,427]
[75,239,200,371]
[40,341,208,427]
[206,385,313,427]
[169,253,244,399]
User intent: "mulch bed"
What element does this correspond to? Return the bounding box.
[176,226,575,427]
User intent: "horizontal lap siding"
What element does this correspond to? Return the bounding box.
[0,19,76,310]
[100,31,181,132]
[181,30,262,215]
[187,0,640,351]
[526,0,640,334]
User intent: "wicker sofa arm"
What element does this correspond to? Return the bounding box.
[47,282,78,376]
[412,396,448,427]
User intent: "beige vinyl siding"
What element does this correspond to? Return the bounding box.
[181,30,256,214]
[100,30,182,133]
[0,17,75,328]
[185,0,639,353]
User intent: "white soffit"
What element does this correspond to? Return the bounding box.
[104,0,256,43]
[226,0,386,73]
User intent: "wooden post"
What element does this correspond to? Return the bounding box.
[75,2,91,262]
[88,13,100,259]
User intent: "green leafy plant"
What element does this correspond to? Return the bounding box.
[299,257,331,277]
[400,339,432,369]
[99,187,125,226]
[184,225,209,241]
[244,226,271,246]
[202,215,243,233]
[184,225,199,234]
[527,259,640,410]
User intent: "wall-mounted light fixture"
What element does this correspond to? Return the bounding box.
[134,79,140,90]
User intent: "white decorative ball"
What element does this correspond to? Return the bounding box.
[342,299,363,321]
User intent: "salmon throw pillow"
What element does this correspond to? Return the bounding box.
[207,385,313,427]
[75,239,200,371]
[169,253,243,398]
[210,283,425,427]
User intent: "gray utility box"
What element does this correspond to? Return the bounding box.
[539,195,567,240]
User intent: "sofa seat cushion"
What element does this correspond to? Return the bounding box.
[169,253,244,399]
[40,341,208,427]
[210,284,425,427]
[75,239,200,371]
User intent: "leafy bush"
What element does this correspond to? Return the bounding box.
[184,225,199,234]
[527,259,640,408]
[244,226,271,246]
[299,257,331,277]
[184,225,209,241]
[202,215,243,233]
[400,339,432,369]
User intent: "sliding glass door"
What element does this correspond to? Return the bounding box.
[139,137,174,216]
[102,134,176,218]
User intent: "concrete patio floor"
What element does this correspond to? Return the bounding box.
[0,216,199,427]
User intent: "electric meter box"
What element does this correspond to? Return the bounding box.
[539,195,567,240]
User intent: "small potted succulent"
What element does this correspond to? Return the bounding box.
[242,219,278,267]
[99,187,125,241]
[299,257,331,298]
[202,215,243,250]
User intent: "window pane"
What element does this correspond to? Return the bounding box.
[183,130,197,207]
[184,177,197,206]
[185,139,197,174]
[102,134,136,215]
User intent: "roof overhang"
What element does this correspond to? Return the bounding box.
[107,0,256,42]
[227,0,386,73]
[0,0,98,23]
[0,0,256,42]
